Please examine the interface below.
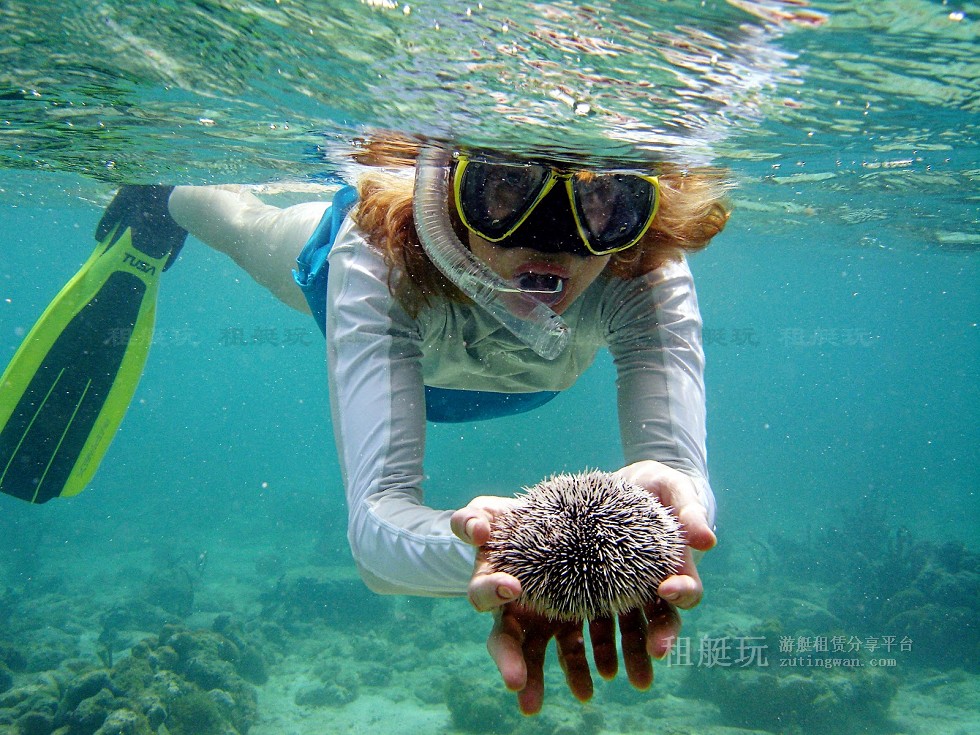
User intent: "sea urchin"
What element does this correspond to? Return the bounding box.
[485,470,685,622]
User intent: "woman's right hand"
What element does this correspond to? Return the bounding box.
[452,496,572,714]
[451,496,524,609]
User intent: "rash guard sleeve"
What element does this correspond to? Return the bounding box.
[325,222,476,596]
[606,258,716,527]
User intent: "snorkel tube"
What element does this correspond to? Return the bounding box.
[413,146,570,360]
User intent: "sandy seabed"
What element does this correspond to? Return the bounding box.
[0,514,977,735]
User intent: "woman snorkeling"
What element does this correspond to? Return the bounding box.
[1,134,729,714]
[160,137,729,713]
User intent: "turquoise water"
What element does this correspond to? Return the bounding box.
[1,2,978,734]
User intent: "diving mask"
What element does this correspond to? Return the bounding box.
[453,155,660,257]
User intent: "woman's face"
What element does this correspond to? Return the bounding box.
[467,232,610,315]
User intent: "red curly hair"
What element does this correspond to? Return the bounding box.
[350,137,731,316]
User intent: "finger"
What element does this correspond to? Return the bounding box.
[555,622,593,702]
[517,678,545,716]
[588,616,618,680]
[487,611,527,692]
[468,571,522,612]
[645,597,682,660]
[451,496,525,546]
[676,502,716,552]
[518,621,553,715]
[658,548,704,610]
[618,607,653,690]
[450,507,493,546]
[657,575,701,610]
[648,472,715,553]
[677,544,704,582]
[622,463,715,554]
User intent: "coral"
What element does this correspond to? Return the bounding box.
[258,566,392,632]
[770,503,980,672]
[92,708,152,735]
[687,623,899,734]
[156,625,259,733]
[108,657,153,696]
[233,649,267,688]
[297,666,360,709]
[165,690,226,735]
[210,617,268,686]
[57,670,119,715]
[16,709,55,735]
[0,620,267,735]
[21,629,79,673]
[63,686,118,734]
[444,674,520,734]
[0,682,59,731]
[143,568,195,618]
[97,602,177,652]
[0,644,26,674]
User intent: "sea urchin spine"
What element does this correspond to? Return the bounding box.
[485,470,685,622]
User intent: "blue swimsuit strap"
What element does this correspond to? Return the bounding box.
[293,186,559,423]
[293,185,359,331]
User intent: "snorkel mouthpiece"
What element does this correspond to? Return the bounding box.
[515,272,565,294]
[413,146,570,360]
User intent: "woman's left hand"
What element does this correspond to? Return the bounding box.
[452,496,598,714]
[612,460,716,655]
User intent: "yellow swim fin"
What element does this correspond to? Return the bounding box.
[0,186,186,503]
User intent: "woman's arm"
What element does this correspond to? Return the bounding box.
[168,185,327,314]
[325,220,477,596]
[591,258,718,678]
[168,185,475,594]
[607,257,716,525]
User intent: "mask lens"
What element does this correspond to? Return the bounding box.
[456,161,552,240]
[572,175,658,254]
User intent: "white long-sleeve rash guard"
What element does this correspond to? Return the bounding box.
[170,186,714,597]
